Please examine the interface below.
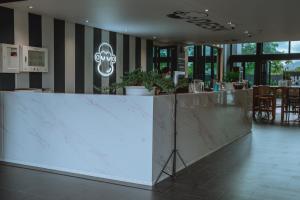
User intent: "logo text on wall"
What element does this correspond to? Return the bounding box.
[94,43,116,77]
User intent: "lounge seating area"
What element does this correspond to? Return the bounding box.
[253,85,300,123]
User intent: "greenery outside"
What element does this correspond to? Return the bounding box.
[188,62,193,78]
[242,43,300,75]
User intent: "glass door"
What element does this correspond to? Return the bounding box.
[204,46,212,84]
[154,46,177,75]
[245,62,255,87]
[203,45,220,87]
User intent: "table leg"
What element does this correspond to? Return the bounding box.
[281,92,285,123]
[272,98,276,122]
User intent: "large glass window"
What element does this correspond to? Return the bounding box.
[214,63,218,79]
[204,46,212,83]
[232,43,256,55]
[263,41,289,54]
[188,62,194,78]
[267,61,285,85]
[155,46,176,73]
[213,48,218,56]
[245,62,255,87]
[283,60,300,73]
[205,46,211,56]
[160,49,168,57]
[187,46,194,57]
[205,63,212,82]
[266,60,300,85]
[159,62,168,71]
[290,41,300,53]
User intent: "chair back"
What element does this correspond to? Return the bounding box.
[288,88,300,98]
[258,85,272,96]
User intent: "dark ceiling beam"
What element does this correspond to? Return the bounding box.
[0,0,26,4]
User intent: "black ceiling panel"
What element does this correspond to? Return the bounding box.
[0,0,26,4]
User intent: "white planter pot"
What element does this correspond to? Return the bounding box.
[125,86,153,96]
[224,82,234,91]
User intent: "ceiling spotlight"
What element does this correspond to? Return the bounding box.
[205,9,209,12]
[28,6,33,9]
[227,21,232,25]
[244,30,249,34]
[85,20,89,23]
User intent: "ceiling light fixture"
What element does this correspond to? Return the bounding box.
[85,20,89,23]
[227,21,232,25]
[28,6,33,9]
[205,9,209,12]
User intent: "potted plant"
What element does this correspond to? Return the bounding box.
[108,70,188,96]
[224,71,239,82]
[224,71,243,90]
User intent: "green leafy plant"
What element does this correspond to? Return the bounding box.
[98,69,188,94]
[283,71,291,80]
[224,71,239,82]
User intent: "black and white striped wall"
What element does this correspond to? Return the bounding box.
[0,6,154,93]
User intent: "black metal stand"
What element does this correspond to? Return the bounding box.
[154,93,187,185]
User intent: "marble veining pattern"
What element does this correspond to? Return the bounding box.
[153,90,253,183]
[0,92,154,186]
[0,90,252,186]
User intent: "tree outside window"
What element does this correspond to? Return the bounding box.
[263,42,289,54]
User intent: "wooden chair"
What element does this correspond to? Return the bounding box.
[253,86,276,122]
[284,88,300,123]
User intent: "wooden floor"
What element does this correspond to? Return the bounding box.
[1,123,300,200]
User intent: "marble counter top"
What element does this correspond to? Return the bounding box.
[0,89,252,186]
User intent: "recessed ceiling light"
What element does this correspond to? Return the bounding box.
[28,6,33,9]
[244,30,249,34]
[205,9,209,12]
[227,21,232,25]
[85,20,89,23]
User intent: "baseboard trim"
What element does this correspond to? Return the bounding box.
[0,161,153,191]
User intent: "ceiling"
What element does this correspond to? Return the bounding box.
[3,0,300,44]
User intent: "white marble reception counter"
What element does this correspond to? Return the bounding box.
[153,89,253,182]
[0,90,252,186]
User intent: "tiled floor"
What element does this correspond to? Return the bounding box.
[1,123,300,200]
